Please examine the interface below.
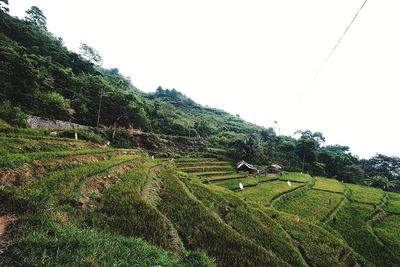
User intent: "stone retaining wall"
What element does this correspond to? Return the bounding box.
[26,115,89,130]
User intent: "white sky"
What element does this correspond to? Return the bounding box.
[8,0,400,159]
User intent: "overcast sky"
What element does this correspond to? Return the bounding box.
[9,0,400,159]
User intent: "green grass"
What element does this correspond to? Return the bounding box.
[157,168,288,266]
[384,192,400,213]
[13,154,139,208]
[179,166,234,173]
[190,171,233,177]
[265,209,368,266]
[347,184,384,205]
[329,201,399,266]
[313,177,345,193]
[0,148,118,169]
[274,189,343,222]
[175,157,218,163]
[238,180,305,206]
[187,182,307,266]
[93,159,181,250]
[280,172,311,183]
[176,161,231,168]
[0,136,91,154]
[373,215,400,257]
[213,175,277,190]
[206,173,247,182]
[0,212,211,267]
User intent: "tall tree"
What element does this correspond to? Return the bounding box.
[79,43,102,65]
[0,0,9,12]
[25,6,47,30]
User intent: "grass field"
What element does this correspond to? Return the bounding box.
[2,133,400,267]
[213,175,277,190]
[347,184,384,204]
[274,189,343,222]
[280,172,311,183]
[373,215,400,257]
[237,180,305,206]
[384,193,400,213]
[313,177,345,193]
[329,201,399,266]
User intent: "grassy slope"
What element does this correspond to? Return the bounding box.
[329,202,399,266]
[157,168,288,267]
[187,182,307,267]
[238,180,305,206]
[275,189,343,222]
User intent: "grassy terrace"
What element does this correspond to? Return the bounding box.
[187,182,307,266]
[0,148,119,169]
[238,180,305,206]
[214,175,277,190]
[279,172,311,183]
[347,184,384,205]
[179,165,234,173]
[373,215,400,256]
[330,202,399,266]
[12,153,141,208]
[384,193,400,213]
[313,177,345,193]
[265,209,367,266]
[275,189,343,222]
[157,168,288,266]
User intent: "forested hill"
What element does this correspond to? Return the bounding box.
[0,6,399,191]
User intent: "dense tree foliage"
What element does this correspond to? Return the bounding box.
[0,8,398,191]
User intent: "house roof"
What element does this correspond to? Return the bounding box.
[271,164,282,169]
[236,160,257,170]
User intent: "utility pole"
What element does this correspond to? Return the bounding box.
[96,93,103,128]
[301,152,305,173]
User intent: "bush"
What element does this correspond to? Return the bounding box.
[0,101,27,127]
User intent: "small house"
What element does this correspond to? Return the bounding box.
[269,164,282,174]
[236,160,258,174]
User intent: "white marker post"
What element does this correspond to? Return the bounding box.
[74,132,78,140]
[239,182,244,190]
[287,180,292,187]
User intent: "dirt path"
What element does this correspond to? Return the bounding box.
[0,215,15,244]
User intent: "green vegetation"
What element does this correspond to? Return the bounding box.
[267,209,368,266]
[214,175,277,190]
[280,172,311,183]
[313,176,345,193]
[0,213,185,267]
[348,184,384,205]
[157,168,287,266]
[329,202,399,266]
[373,215,400,256]
[275,189,343,222]
[1,4,400,266]
[238,180,305,206]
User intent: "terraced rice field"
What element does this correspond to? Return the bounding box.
[313,177,345,193]
[279,172,311,183]
[274,189,343,222]
[238,180,305,206]
[347,184,384,204]
[214,175,277,190]
[2,134,400,266]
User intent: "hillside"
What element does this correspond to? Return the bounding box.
[1,129,400,266]
[1,5,400,266]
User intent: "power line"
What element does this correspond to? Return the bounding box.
[297,0,369,104]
